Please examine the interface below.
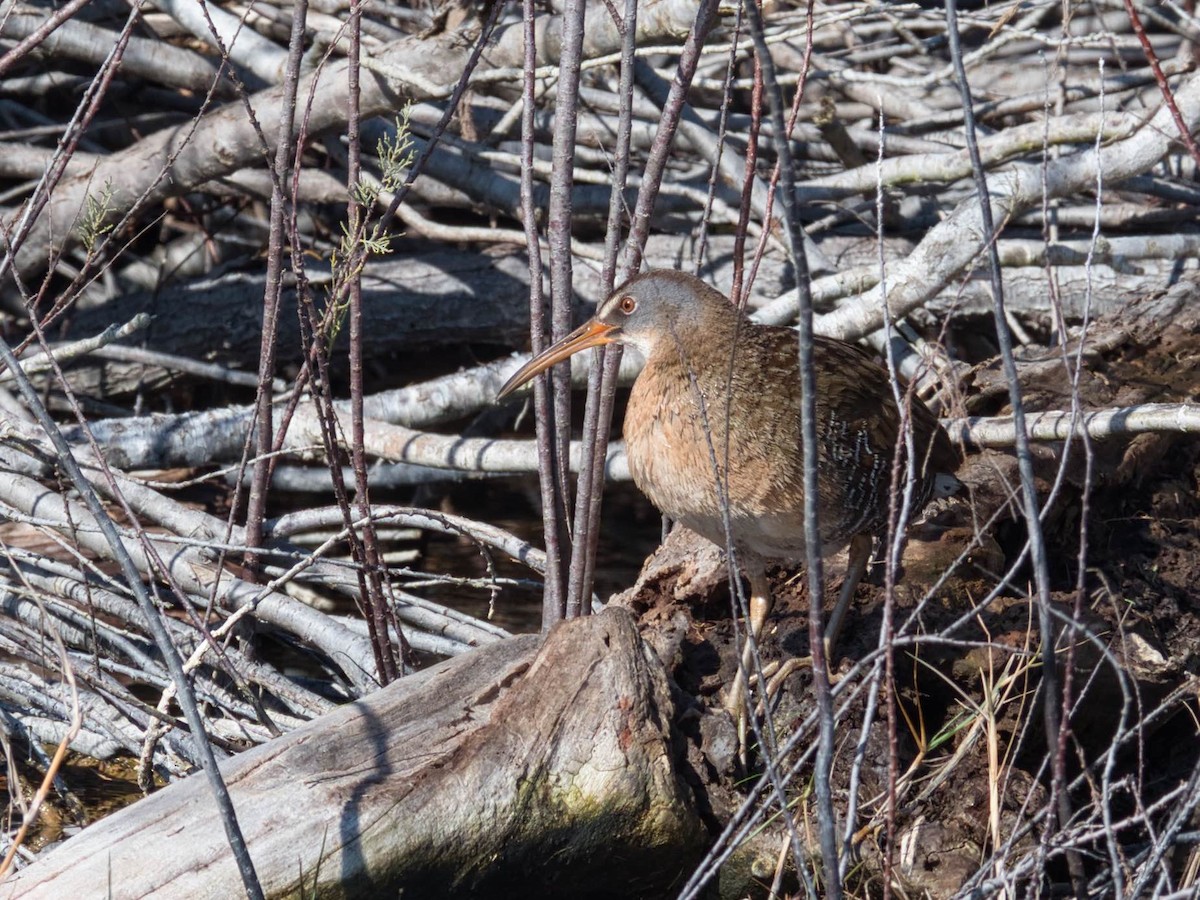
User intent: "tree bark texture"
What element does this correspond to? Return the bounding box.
[3,608,704,899]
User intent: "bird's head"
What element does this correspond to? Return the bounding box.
[496,270,737,401]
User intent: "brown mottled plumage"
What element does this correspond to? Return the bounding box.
[499,270,960,681]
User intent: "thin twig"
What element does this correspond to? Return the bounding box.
[942,1,1081,893]
[563,0,640,615]
[1,313,150,379]
[0,342,264,898]
[740,0,840,894]
[243,0,309,573]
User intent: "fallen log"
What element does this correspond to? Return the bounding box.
[3,609,705,899]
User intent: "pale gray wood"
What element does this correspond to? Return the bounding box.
[4,609,704,899]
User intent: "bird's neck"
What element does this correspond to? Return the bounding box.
[643,303,747,374]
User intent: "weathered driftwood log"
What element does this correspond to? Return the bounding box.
[4,609,705,899]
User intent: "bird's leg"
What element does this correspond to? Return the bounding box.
[825,532,873,659]
[750,536,874,720]
[746,561,773,656]
[726,560,772,762]
[726,538,870,759]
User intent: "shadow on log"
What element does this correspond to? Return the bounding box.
[4,609,705,899]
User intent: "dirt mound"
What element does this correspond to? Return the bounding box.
[613,275,1200,897]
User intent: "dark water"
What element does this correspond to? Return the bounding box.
[418,477,663,633]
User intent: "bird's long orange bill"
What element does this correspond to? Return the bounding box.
[497,319,618,400]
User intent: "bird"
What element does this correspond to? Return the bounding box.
[498,269,960,707]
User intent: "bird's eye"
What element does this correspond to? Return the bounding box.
[619,295,637,315]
